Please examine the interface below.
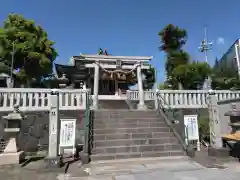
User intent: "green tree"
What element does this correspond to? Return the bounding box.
[211,57,240,90]
[0,14,58,86]
[158,24,187,52]
[158,24,211,89]
[172,62,212,89]
[158,82,170,89]
[158,24,189,88]
[143,66,156,90]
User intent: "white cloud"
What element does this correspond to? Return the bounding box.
[217,37,224,45]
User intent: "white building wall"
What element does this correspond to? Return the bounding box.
[218,39,240,77]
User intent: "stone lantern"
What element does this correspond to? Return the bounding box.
[57,74,69,89]
[0,105,26,165]
[79,81,84,89]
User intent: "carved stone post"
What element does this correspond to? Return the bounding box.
[154,89,159,110]
[44,89,62,168]
[208,91,228,157]
[208,91,222,148]
[80,81,87,109]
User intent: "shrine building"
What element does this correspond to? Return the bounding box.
[55,53,153,109]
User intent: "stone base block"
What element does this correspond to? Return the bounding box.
[208,147,230,157]
[186,147,195,158]
[0,151,25,166]
[79,152,90,164]
[137,103,147,110]
[44,156,62,169]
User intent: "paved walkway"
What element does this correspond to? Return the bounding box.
[0,156,240,179]
[61,156,240,180]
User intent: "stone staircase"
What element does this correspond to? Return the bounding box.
[98,100,129,109]
[90,110,185,161]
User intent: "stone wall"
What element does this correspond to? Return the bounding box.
[164,98,240,144]
[162,108,209,144]
[0,110,85,153]
[217,98,240,136]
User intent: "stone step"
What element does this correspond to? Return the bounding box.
[94,121,167,129]
[93,110,159,119]
[92,143,182,154]
[93,138,179,148]
[93,127,170,135]
[89,155,189,165]
[98,100,129,109]
[93,117,162,123]
[93,132,175,141]
[90,150,185,161]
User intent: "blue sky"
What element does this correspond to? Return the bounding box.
[0,0,239,82]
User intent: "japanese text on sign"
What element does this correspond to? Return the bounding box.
[60,119,76,147]
[184,115,199,141]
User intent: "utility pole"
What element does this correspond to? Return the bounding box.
[198,27,213,90]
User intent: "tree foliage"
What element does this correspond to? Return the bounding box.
[172,61,212,89]
[159,24,189,78]
[211,57,240,90]
[143,66,156,90]
[158,24,187,52]
[158,82,170,89]
[0,14,58,86]
[158,24,211,89]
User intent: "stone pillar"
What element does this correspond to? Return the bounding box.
[208,91,222,148]
[137,63,146,109]
[45,89,62,168]
[115,79,118,95]
[6,77,13,88]
[82,82,86,90]
[80,81,87,109]
[93,63,99,109]
[154,89,159,110]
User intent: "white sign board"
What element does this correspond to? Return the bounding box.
[59,119,76,154]
[184,115,199,141]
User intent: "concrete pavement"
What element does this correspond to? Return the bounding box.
[0,156,239,179]
[59,156,240,180]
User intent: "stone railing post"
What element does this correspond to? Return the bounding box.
[154,89,159,110]
[44,89,62,168]
[80,82,87,109]
[208,91,222,148]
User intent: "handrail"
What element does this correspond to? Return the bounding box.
[156,92,187,151]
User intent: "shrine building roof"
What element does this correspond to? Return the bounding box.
[72,54,153,63]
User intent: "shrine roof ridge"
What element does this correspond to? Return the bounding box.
[73,54,153,61]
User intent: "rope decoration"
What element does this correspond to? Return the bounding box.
[94,61,140,75]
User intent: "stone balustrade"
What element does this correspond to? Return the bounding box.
[0,88,240,111]
[0,88,88,111]
[127,90,240,108]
